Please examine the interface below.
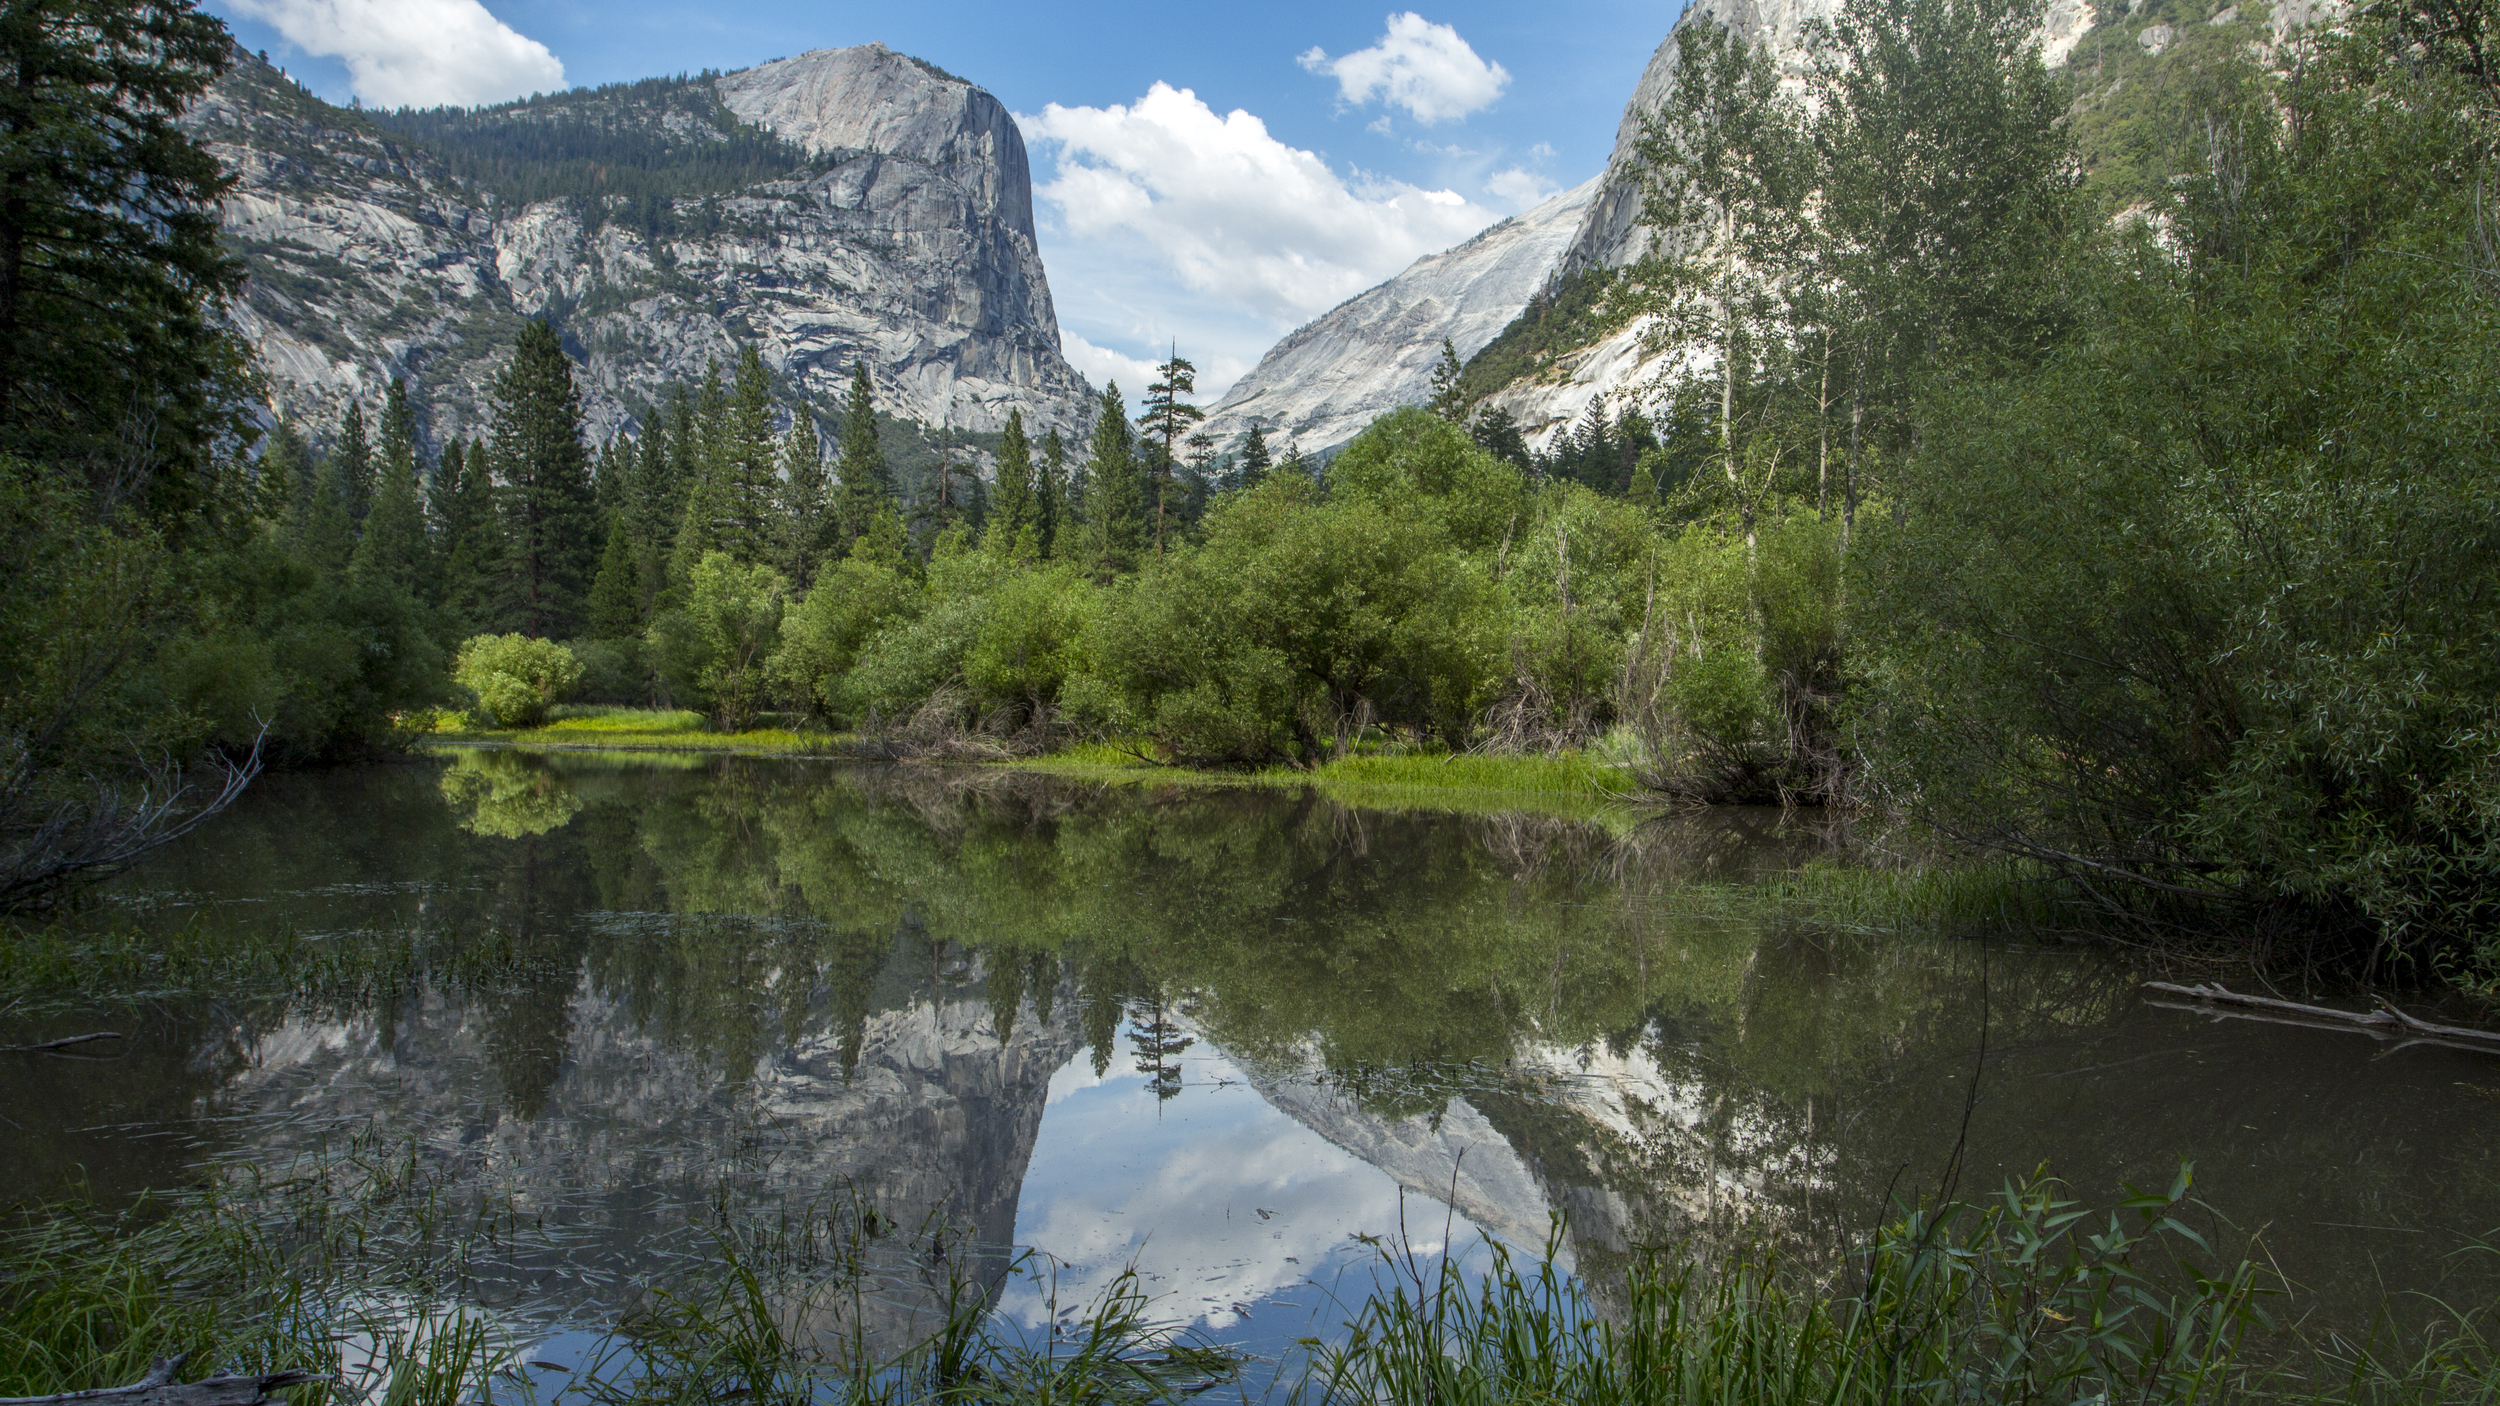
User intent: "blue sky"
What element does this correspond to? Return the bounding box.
[206,0,1682,398]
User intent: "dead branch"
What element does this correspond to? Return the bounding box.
[0,1356,327,1406]
[0,724,267,913]
[3,1031,122,1053]
[2144,981,2500,1055]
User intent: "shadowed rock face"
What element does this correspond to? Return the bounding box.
[189,43,1092,446]
[218,962,1083,1340]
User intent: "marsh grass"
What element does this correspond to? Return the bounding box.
[1761,858,2101,939]
[8,1147,2491,1406]
[430,706,855,756]
[1316,1170,2493,1406]
[0,917,534,1015]
[0,1142,1242,1406]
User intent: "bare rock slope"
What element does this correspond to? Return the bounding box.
[190,44,1093,447]
[1219,0,2099,456]
[1201,178,1598,455]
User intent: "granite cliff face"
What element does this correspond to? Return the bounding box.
[189,44,1092,448]
[1200,178,1598,455]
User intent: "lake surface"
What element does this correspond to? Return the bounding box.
[6,750,2498,1362]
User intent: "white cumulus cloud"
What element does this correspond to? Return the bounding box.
[1060,334,1164,399]
[1485,166,1556,209]
[1299,13,1510,124]
[227,0,565,107]
[1021,82,1500,333]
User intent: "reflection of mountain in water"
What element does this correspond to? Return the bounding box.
[1235,1031,1820,1311]
[221,947,1081,1340]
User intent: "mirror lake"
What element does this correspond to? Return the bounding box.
[7,750,2497,1372]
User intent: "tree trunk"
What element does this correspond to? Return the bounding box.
[1816,326,1832,523]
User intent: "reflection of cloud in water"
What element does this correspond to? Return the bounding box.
[1007,1046,1496,1332]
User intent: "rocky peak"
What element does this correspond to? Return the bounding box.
[190,43,1092,454]
[716,43,1035,240]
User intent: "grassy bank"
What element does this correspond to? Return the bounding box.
[428,706,860,756]
[425,709,1641,814]
[1009,742,1636,817]
[4,1153,2489,1406]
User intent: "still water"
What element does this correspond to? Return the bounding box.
[6,750,2498,1356]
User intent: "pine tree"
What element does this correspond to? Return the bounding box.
[490,320,598,637]
[778,410,831,585]
[849,497,910,570]
[833,358,893,545]
[1135,353,1203,557]
[1036,428,1067,560]
[726,345,776,563]
[630,419,678,616]
[586,512,642,639]
[595,436,632,516]
[668,455,724,602]
[984,409,1036,561]
[1278,440,1312,485]
[263,418,315,531]
[294,422,358,573]
[379,379,421,497]
[668,383,700,513]
[353,380,431,596]
[334,401,375,527]
[432,438,505,633]
[1238,425,1272,490]
[1081,383,1143,578]
[350,428,430,594]
[1427,338,1468,420]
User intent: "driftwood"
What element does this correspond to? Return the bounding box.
[0,1357,326,1406]
[3,1031,122,1054]
[2144,981,2500,1056]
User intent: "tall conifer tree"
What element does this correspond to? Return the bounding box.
[778,411,831,585]
[586,512,642,640]
[631,419,678,615]
[1135,353,1203,557]
[727,346,776,563]
[350,434,429,595]
[1238,425,1272,490]
[1037,428,1067,560]
[1081,383,1142,578]
[834,359,892,545]
[984,409,1036,561]
[489,320,597,636]
[334,401,374,527]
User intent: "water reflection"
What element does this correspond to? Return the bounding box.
[4,752,2496,1348]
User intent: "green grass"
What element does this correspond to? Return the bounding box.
[1009,744,1638,818]
[428,706,859,757]
[442,712,1641,815]
[1760,858,2101,937]
[0,919,533,1016]
[6,1155,2488,1406]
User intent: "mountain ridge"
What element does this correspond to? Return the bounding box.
[191,43,1096,455]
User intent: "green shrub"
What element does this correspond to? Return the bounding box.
[450,634,583,728]
[770,556,917,723]
[647,554,787,731]
[566,637,646,706]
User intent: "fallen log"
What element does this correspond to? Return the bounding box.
[2144,981,2500,1055]
[2,1032,122,1054]
[0,1356,327,1406]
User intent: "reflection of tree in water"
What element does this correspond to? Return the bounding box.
[438,751,583,838]
[1128,995,1194,1102]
